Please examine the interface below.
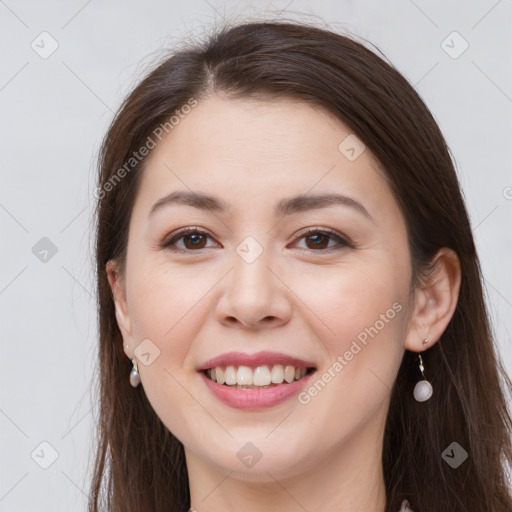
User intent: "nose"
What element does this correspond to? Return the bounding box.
[215,245,292,330]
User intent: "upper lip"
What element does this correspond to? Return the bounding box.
[197,351,316,371]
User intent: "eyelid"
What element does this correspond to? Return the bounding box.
[161,226,354,252]
[291,227,354,250]
[161,226,218,249]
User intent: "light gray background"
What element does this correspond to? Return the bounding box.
[1,0,511,510]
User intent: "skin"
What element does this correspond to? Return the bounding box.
[107,95,461,512]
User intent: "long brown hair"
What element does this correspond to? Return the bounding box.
[90,19,512,512]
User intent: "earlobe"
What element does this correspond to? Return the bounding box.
[405,247,461,352]
[106,260,133,351]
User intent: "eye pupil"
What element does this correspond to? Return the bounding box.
[185,233,206,249]
[307,234,329,249]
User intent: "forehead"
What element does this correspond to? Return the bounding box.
[133,95,399,222]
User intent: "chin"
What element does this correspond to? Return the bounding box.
[191,436,322,481]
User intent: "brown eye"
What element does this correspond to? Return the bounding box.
[162,228,217,252]
[304,232,331,250]
[182,233,207,249]
[293,228,353,252]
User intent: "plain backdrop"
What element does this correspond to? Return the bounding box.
[1,1,511,510]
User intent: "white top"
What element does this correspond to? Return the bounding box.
[399,499,414,511]
[189,500,414,511]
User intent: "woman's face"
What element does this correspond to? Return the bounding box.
[111,95,418,480]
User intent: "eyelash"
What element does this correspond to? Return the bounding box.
[161,226,354,254]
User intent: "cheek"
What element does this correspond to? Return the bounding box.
[124,262,214,438]
[124,259,217,384]
[290,259,409,412]
[292,258,408,347]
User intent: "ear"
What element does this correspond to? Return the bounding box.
[405,248,461,352]
[106,259,134,358]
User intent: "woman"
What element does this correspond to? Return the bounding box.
[89,20,512,512]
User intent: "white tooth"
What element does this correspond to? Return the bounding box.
[300,367,307,378]
[207,369,212,379]
[225,365,237,385]
[271,364,284,384]
[253,365,271,386]
[211,367,217,381]
[294,367,301,380]
[237,365,253,386]
[216,366,225,385]
[284,365,295,383]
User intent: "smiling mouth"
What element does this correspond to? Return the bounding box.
[203,364,316,389]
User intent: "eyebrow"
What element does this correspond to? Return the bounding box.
[148,190,373,220]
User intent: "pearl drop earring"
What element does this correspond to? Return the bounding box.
[413,349,433,402]
[130,358,141,388]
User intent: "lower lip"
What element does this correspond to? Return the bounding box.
[200,371,315,410]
